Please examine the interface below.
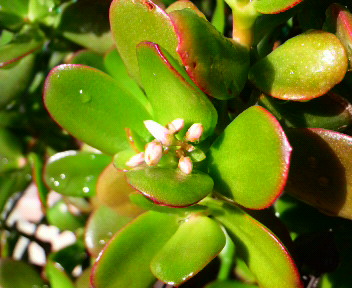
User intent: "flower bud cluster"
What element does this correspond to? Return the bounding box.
[126,119,204,174]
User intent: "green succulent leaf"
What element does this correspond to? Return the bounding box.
[169,9,249,100]
[57,0,113,53]
[285,128,352,219]
[253,0,303,14]
[151,216,226,285]
[207,199,303,288]
[44,151,111,197]
[324,4,352,69]
[0,259,45,288]
[126,166,214,207]
[85,205,133,257]
[46,261,75,288]
[44,64,152,154]
[249,30,348,101]
[0,0,29,30]
[67,50,107,72]
[137,42,217,139]
[91,211,179,288]
[47,199,86,231]
[109,0,181,85]
[208,106,291,209]
[258,92,352,131]
[0,54,35,109]
[0,27,43,67]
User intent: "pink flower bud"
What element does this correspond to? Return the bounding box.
[126,152,145,167]
[185,123,203,142]
[167,118,185,134]
[178,156,193,174]
[145,141,163,166]
[144,120,173,146]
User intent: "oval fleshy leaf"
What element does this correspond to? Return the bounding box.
[206,199,303,288]
[46,261,75,288]
[67,50,107,72]
[258,92,352,131]
[253,0,303,14]
[96,163,143,217]
[0,54,35,109]
[0,128,25,173]
[137,42,217,139]
[151,216,225,285]
[0,28,43,67]
[126,167,214,207]
[85,205,133,257]
[44,64,152,154]
[285,128,352,219]
[44,151,111,197]
[0,259,45,288]
[209,106,291,209]
[91,211,179,288]
[249,30,348,101]
[169,9,249,100]
[208,106,291,209]
[109,0,181,84]
[324,4,352,69]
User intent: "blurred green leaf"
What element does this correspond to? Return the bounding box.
[46,261,75,288]
[67,49,107,72]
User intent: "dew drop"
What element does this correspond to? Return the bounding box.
[83,187,90,193]
[79,89,91,103]
[60,173,66,179]
[99,239,106,245]
[54,181,60,187]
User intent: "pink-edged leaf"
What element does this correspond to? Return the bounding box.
[109,0,181,85]
[209,106,291,209]
[325,4,352,69]
[285,128,352,219]
[253,0,303,14]
[207,199,303,288]
[249,30,348,101]
[169,9,249,100]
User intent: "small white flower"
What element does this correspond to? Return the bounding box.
[126,152,145,167]
[167,118,184,134]
[185,123,203,142]
[144,120,173,146]
[178,156,193,174]
[144,141,163,166]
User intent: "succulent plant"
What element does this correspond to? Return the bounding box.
[2,0,352,287]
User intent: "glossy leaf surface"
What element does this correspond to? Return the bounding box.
[44,151,111,197]
[151,216,225,285]
[207,199,303,288]
[137,42,217,139]
[258,92,352,131]
[0,259,45,288]
[285,128,352,219]
[96,163,143,217]
[91,211,179,288]
[209,106,291,209]
[57,0,113,53]
[68,50,107,72]
[0,54,35,109]
[44,65,152,154]
[0,28,43,67]
[47,199,86,231]
[170,9,249,100]
[126,167,214,207]
[46,261,75,288]
[110,0,180,84]
[249,30,348,101]
[85,205,133,257]
[325,4,352,68]
[253,0,303,14]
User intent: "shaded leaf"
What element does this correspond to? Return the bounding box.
[253,0,303,14]
[46,261,75,288]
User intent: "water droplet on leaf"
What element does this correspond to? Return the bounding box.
[79,89,91,103]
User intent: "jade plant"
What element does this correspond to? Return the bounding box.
[2,0,352,287]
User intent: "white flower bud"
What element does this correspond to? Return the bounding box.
[185,123,203,142]
[167,118,185,134]
[145,141,163,166]
[178,156,193,174]
[126,152,145,167]
[144,120,173,146]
